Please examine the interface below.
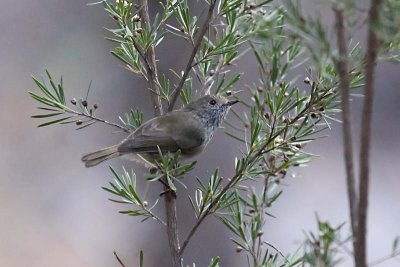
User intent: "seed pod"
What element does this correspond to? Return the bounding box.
[133,15,141,22]
[179,26,185,33]
[303,77,311,84]
[93,104,98,109]
[71,98,77,105]
[236,246,243,253]
[268,155,276,163]
[135,28,143,34]
[76,120,83,126]
[82,100,88,107]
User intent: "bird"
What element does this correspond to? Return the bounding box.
[81,95,238,167]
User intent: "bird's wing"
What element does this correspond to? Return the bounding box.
[117,112,205,154]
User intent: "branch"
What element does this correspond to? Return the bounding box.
[356,0,382,266]
[333,6,358,248]
[168,0,218,111]
[67,109,130,132]
[139,0,163,117]
[138,1,181,266]
[164,188,182,267]
[369,250,400,266]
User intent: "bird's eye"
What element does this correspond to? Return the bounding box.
[209,99,217,106]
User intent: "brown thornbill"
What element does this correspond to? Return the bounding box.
[82,95,238,167]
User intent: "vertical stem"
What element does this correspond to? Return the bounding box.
[138,1,181,266]
[333,7,359,263]
[356,0,382,266]
[139,0,163,117]
[164,188,182,267]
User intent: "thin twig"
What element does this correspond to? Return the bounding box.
[168,0,218,111]
[369,251,400,266]
[130,37,152,74]
[143,205,167,226]
[356,0,382,266]
[333,6,358,252]
[113,251,127,267]
[67,109,130,132]
[263,241,289,263]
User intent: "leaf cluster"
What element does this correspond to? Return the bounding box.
[302,218,349,267]
[103,167,166,225]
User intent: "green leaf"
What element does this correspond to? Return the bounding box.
[139,250,144,267]
[31,113,63,118]
[37,116,72,127]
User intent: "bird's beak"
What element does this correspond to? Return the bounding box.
[225,100,239,106]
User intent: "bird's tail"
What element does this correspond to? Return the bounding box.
[81,145,120,167]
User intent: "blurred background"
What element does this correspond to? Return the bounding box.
[0,0,399,266]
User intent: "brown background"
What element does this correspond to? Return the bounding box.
[0,0,399,266]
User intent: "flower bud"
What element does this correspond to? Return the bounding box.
[135,28,143,34]
[71,98,77,105]
[82,100,88,107]
[76,120,83,126]
[93,104,98,109]
[236,246,243,253]
[303,77,311,84]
